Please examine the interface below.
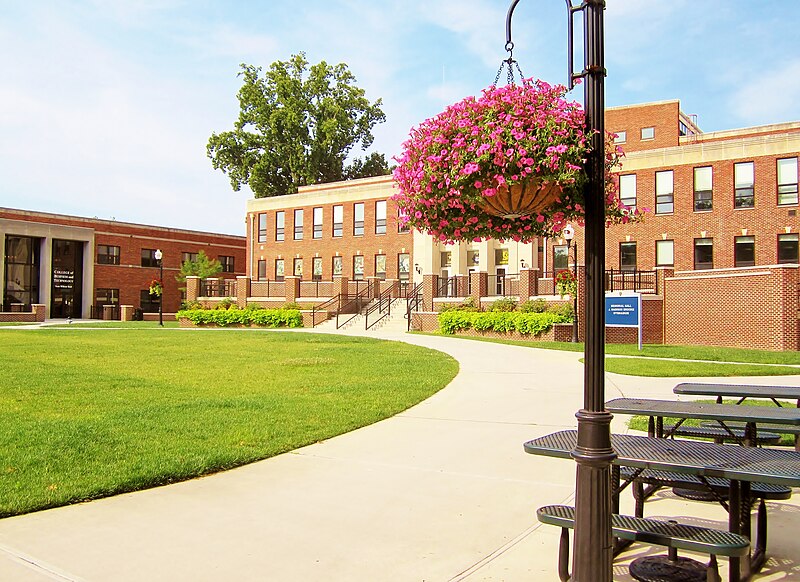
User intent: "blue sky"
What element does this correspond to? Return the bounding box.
[1,1,799,235]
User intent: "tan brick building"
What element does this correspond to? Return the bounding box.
[1,208,246,319]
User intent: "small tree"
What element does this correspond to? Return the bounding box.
[176,251,222,284]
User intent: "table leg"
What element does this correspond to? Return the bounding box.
[728,481,743,582]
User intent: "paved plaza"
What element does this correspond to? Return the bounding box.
[1,322,798,581]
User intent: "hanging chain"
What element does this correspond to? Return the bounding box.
[493,37,526,86]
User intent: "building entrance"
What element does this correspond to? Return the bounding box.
[3,235,41,311]
[50,239,84,318]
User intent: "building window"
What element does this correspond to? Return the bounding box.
[276,211,285,242]
[777,157,799,205]
[353,202,364,236]
[398,208,410,233]
[97,244,120,265]
[398,253,410,282]
[734,161,755,209]
[140,289,160,313]
[778,234,799,264]
[313,207,323,239]
[333,205,343,238]
[275,259,285,281]
[641,126,655,140]
[734,236,755,267]
[467,250,480,268]
[694,238,713,270]
[257,213,267,243]
[693,166,713,211]
[619,174,636,209]
[620,242,637,271]
[441,251,452,268]
[219,256,234,273]
[375,254,386,280]
[141,248,159,267]
[655,240,674,267]
[553,245,568,271]
[312,257,323,281]
[353,255,364,280]
[655,170,674,214]
[181,252,198,264]
[293,258,303,278]
[375,200,387,234]
[293,209,304,240]
[95,288,119,305]
[614,131,626,144]
[257,260,267,280]
[3,235,41,310]
[332,255,343,276]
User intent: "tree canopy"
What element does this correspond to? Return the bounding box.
[207,53,388,198]
[176,250,222,282]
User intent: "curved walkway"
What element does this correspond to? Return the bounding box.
[1,324,798,581]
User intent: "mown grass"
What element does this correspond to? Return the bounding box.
[0,329,458,517]
[628,399,797,446]
[47,320,181,328]
[413,333,800,376]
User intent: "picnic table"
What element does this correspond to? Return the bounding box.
[524,430,800,581]
[673,382,800,407]
[605,397,800,447]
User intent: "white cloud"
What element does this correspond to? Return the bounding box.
[729,60,800,126]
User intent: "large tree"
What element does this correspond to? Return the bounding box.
[207,53,388,198]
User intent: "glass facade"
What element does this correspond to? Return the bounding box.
[51,239,84,318]
[4,235,41,311]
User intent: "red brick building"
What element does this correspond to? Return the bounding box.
[1,208,246,319]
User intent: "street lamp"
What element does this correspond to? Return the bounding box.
[505,1,615,580]
[154,249,163,327]
[562,224,579,343]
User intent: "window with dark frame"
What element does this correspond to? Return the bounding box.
[553,245,568,271]
[140,289,160,313]
[294,209,303,240]
[181,252,198,265]
[353,202,365,236]
[619,241,637,272]
[313,207,323,239]
[734,236,755,267]
[778,234,799,264]
[257,259,267,280]
[97,244,120,265]
[777,157,798,206]
[312,257,323,281]
[619,174,636,209]
[655,170,674,214]
[95,288,119,305]
[375,254,386,280]
[276,211,285,241]
[693,166,713,211]
[694,238,713,270]
[141,248,159,267]
[219,255,234,273]
[655,240,674,267]
[333,205,343,237]
[353,255,364,279]
[275,259,285,281]
[375,200,387,234]
[258,213,267,243]
[734,161,755,208]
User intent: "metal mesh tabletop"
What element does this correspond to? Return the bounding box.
[606,397,800,425]
[524,430,800,486]
[673,383,800,400]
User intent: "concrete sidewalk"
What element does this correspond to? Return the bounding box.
[1,327,798,581]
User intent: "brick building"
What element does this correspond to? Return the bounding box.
[241,99,800,349]
[1,208,246,319]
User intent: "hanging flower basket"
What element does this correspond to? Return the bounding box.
[393,79,642,243]
[149,278,163,297]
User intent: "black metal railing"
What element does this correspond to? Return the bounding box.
[406,282,424,331]
[487,273,519,297]
[336,281,373,329]
[605,269,657,293]
[396,280,412,298]
[90,304,120,320]
[365,286,393,330]
[311,294,339,328]
[200,279,236,297]
[437,276,459,298]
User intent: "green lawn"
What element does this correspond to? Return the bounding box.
[415,333,800,377]
[0,329,458,517]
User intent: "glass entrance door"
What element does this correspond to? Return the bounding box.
[50,239,83,318]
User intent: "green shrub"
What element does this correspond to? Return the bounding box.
[548,303,574,319]
[215,298,235,310]
[181,300,203,311]
[489,297,518,312]
[439,297,481,313]
[519,298,548,313]
[176,308,303,328]
[438,310,571,336]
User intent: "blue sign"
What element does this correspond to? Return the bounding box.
[605,295,639,326]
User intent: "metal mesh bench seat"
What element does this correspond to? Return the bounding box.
[699,420,800,435]
[537,504,749,582]
[664,424,781,445]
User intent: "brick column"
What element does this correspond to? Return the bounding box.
[334,275,349,297]
[422,274,438,311]
[454,275,468,297]
[367,276,381,300]
[654,267,674,296]
[519,268,539,299]
[470,271,488,306]
[236,276,250,308]
[385,278,400,298]
[285,276,301,303]
[32,304,46,322]
[186,276,200,302]
[120,305,135,322]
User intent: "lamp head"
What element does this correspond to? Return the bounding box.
[154,249,163,261]
[562,224,575,242]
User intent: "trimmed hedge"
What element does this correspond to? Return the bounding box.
[176,307,303,328]
[438,310,570,336]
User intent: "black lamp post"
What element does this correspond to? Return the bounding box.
[563,224,579,343]
[155,249,164,327]
[505,1,615,579]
